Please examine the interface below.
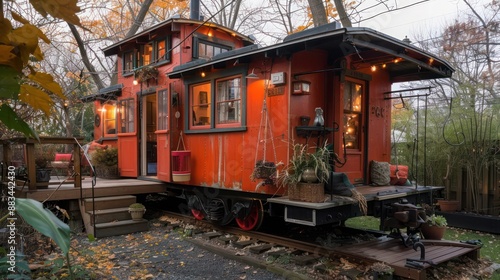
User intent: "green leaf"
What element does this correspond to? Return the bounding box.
[87,233,96,242]
[15,198,70,254]
[0,65,20,99]
[0,104,38,140]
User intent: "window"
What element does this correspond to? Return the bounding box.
[158,89,168,130]
[216,77,241,124]
[343,81,363,149]
[194,38,231,59]
[156,37,171,62]
[120,99,135,133]
[190,83,211,128]
[140,43,153,66]
[103,102,117,135]
[123,51,134,73]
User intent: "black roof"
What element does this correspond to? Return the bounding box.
[168,23,454,83]
[81,84,123,103]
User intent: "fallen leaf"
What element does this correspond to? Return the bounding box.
[187,247,194,252]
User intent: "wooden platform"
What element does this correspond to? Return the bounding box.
[268,185,442,209]
[14,177,167,202]
[334,236,481,280]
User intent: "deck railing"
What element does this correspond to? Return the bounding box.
[1,137,84,191]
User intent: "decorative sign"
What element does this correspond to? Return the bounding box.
[266,86,285,97]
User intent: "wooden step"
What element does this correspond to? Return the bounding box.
[95,219,149,238]
[84,195,136,211]
[87,207,131,224]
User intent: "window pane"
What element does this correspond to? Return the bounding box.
[191,83,211,127]
[103,103,117,135]
[216,77,241,124]
[343,81,362,149]
[143,44,153,65]
[158,90,168,130]
[157,40,166,61]
[198,42,206,58]
[120,99,135,133]
[123,52,133,73]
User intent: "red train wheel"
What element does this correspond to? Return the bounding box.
[191,209,205,220]
[235,200,264,231]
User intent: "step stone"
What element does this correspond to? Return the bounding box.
[87,207,131,224]
[84,195,136,211]
[95,219,148,238]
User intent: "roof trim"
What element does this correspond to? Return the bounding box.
[81,84,123,103]
[168,26,454,80]
[102,17,255,56]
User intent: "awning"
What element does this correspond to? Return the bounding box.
[81,84,123,103]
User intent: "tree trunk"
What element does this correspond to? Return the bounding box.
[307,0,328,27]
[333,0,352,27]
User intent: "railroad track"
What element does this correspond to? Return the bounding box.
[158,210,484,280]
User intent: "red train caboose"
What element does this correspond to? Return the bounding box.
[84,13,453,230]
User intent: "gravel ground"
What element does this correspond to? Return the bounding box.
[71,222,288,280]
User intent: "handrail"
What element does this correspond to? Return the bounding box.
[74,138,97,238]
[0,137,84,190]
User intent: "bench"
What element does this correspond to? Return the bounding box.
[51,153,73,176]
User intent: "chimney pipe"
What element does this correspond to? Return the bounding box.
[190,0,200,20]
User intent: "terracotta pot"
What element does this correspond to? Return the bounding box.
[420,223,446,240]
[438,200,460,212]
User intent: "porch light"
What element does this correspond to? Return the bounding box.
[292,80,311,94]
[133,80,139,86]
[246,68,259,79]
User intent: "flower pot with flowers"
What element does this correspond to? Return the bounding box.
[34,145,56,187]
[134,65,158,86]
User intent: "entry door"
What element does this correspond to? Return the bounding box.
[118,98,139,177]
[339,80,366,183]
[155,89,171,182]
[141,93,158,176]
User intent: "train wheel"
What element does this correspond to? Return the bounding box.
[191,209,205,220]
[235,200,264,231]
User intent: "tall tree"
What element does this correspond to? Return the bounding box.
[397,0,500,213]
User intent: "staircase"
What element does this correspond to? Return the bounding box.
[79,195,149,238]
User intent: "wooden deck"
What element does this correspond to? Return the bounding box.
[14,176,167,202]
[335,236,481,280]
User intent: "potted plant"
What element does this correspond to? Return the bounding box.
[128,203,146,221]
[134,65,158,85]
[279,143,331,202]
[92,147,119,179]
[420,214,447,240]
[370,262,394,280]
[251,160,277,181]
[34,145,56,187]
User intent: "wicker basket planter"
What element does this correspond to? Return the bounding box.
[288,182,324,203]
[252,160,277,179]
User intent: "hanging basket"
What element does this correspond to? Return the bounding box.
[252,160,276,180]
[172,131,191,182]
[172,150,191,182]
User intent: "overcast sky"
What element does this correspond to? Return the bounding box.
[355,0,473,42]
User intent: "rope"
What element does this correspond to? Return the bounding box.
[253,99,277,165]
[176,131,186,151]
